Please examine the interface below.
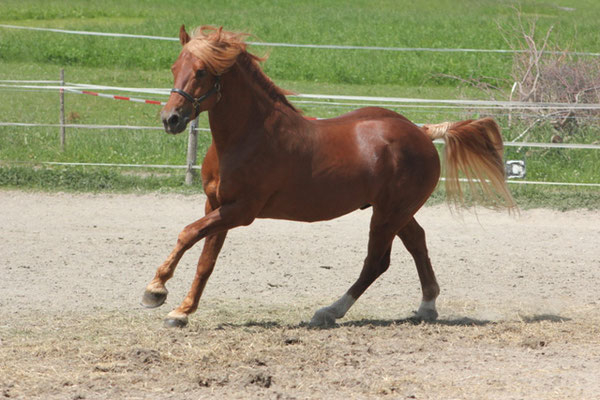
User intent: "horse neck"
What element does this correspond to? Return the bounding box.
[207,63,277,151]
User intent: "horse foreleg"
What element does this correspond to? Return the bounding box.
[142,202,253,314]
[163,230,228,327]
[310,211,398,327]
[397,217,440,321]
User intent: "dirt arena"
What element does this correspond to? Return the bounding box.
[1,190,599,399]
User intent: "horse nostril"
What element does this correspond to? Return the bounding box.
[168,114,180,127]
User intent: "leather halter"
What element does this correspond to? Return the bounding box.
[170,76,221,115]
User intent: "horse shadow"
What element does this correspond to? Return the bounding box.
[215,313,571,330]
[338,313,571,328]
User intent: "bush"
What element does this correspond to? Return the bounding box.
[503,8,600,135]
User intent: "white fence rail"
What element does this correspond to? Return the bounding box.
[2,121,599,150]
[2,23,600,57]
[2,117,599,188]
[1,81,599,187]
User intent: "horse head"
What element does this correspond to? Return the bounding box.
[161,25,225,134]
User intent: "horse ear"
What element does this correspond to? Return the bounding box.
[179,25,191,46]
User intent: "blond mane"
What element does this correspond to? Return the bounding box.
[185,26,298,112]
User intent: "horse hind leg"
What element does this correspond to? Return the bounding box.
[397,217,440,321]
[310,247,392,327]
[310,209,407,327]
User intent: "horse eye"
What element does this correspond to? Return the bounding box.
[195,69,206,79]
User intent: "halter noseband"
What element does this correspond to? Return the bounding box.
[170,76,221,115]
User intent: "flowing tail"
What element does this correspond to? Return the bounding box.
[422,117,517,212]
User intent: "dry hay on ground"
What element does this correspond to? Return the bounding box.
[1,191,599,399]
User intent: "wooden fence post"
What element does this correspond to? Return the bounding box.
[59,68,66,151]
[185,117,199,185]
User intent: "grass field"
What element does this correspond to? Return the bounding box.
[1,0,599,207]
[2,0,598,85]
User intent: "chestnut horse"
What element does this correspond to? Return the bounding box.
[142,25,516,327]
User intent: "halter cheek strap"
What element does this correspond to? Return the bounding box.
[170,76,221,115]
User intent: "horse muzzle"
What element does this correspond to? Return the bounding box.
[161,109,190,134]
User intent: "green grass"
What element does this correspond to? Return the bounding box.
[1,0,599,208]
[0,165,196,192]
[427,183,600,211]
[2,0,598,86]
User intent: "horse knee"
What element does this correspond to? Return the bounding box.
[177,224,201,248]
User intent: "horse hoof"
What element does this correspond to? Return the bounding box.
[414,308,438,322]
[141,289,168,308]
[164,315,188,328]
[309,309,337,328]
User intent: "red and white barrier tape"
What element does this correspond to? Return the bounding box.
[73,89,165,106]
[4,82,600,111]
[0,83,167,106]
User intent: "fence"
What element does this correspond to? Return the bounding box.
[1,23,599,188]
[2,77,600,187]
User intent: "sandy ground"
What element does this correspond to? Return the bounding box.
[1,190,599,399]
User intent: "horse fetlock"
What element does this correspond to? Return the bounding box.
[141,286,168,308]
[415,300,438,322]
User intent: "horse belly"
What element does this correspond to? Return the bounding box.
[257,176,370,222]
